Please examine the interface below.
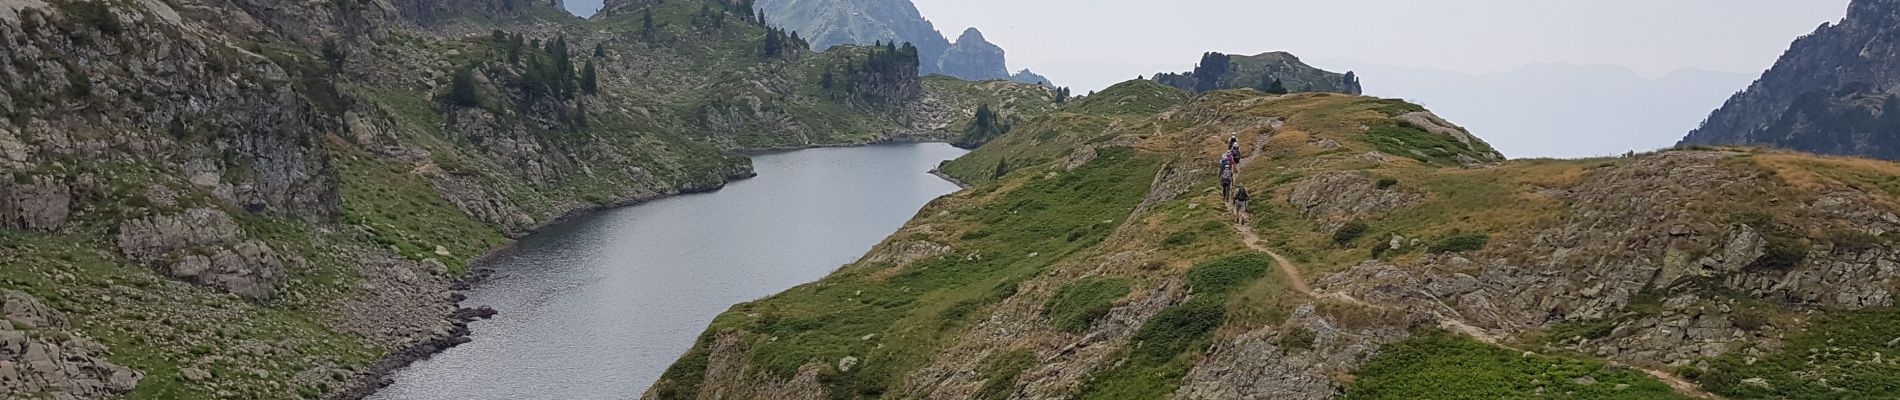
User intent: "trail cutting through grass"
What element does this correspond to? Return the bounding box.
[1221,131,1715,399]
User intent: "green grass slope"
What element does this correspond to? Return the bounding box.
[656,78,1900,399]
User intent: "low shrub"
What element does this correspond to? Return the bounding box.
[1277,325,1317,350]
[1332,221,1368,245]
[1044,278,1131,333]
[1829,228,1884,253]
[1186,254,1272,296]
[1129,297,1225,362]
[975,350,1036,400]
[1161,231,1195,248]
[1347,331,1683,399]
[1732,212,1808,270]
[53,0,121,36]
[1428,233,1488,253]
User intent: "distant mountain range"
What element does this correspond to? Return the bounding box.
[1680,0,1900,160]
[1318,60,1754,158]
[756,0,1052,85]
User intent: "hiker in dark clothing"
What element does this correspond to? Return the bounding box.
[1233,185,1251,224]
[1219,163,1234,201]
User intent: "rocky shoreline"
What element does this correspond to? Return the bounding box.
[332,140,973,399]
[331,170,754,400]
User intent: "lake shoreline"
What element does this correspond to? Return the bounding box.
[350,143,969,400]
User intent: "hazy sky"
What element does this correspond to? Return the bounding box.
[908,0,1850,92]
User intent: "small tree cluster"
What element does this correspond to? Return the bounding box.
[1259,76,1288,95]
[692,4,727,29]
[446,67,481,107]
[821,41,921,104]
[320,39,347,74]
[958,103,1011,145]
[639,9,656,41]
[1053,87,1072,103]
[518,35,595,99]
[761,26,807,58]
[491,30,526,63]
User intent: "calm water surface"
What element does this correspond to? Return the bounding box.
[370,143,968,400]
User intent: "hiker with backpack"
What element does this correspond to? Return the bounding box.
[1219,159,1235,202]
[1233,185,1251,224]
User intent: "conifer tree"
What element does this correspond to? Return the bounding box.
[447,67,480,107]
[508,33,524,63]
[580,59,598,95]
[641,9,655,40]
[763,28,783,57]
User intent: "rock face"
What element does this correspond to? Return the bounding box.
[1680,0,1900,160]
[0,175,70,231]
[1008,69,1053,87]
[0,290,142,399]
[115,208,286,301]
[935,28,1009,81]
[752,0,1052,84]
[1172,305,1414,400]
[1154,52,1362,95]
[1287,171,1421,231]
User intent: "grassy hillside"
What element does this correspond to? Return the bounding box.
[655,81,1900,399]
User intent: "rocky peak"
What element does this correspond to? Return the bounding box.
[953,27,987,44]
[1680,0,1900,160]
[754,0,1050,84]
[1846,0,1900,24]
[936,27,1010,81]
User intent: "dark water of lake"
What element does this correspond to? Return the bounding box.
[369,143,968,400]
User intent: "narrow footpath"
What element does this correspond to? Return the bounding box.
[1220,134,1714,399]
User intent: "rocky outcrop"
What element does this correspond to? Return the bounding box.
[1286,171,1420,231]
[0,175,70,231]
[1680,0,1900,160]
[1154,52,1362,95]
[1312,151,1900,369]
[1008,69,1052,86]
[0,290,142,399]
[1396,111,1484,151]
[115,208,286,301]
[935,28,1009,81]
[1173,305,1416,400]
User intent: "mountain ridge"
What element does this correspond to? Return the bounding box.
[753,0,1052,85]
[1680,0,1900,160]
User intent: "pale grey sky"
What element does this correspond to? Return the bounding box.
[910,0,1851,92]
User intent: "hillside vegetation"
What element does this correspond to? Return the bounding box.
[655,79,1900,399]
[0,0,1053,397]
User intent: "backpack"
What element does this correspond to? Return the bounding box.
[1220,167,1234,181]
